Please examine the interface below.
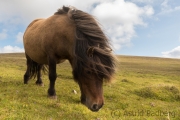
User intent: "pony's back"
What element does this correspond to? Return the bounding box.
[23,13,75,64]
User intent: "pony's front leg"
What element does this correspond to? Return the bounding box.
[48,57,57,98]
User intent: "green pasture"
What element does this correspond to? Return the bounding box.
[0,53,179,120]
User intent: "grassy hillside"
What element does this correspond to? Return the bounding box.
[0,53,180,120]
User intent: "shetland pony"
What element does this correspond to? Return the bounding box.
[23,6,115,112]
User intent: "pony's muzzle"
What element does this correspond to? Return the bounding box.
[82,97,104,112]
[90,103,103,112]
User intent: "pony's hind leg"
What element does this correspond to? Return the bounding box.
[24,54,31,84]
[24,53,44,85]
[35,65,43,86]
[24,70,30,84]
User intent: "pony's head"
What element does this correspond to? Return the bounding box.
[73,45,115,111]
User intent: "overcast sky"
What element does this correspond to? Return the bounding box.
[0,0,180,58]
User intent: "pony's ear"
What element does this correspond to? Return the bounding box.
[63,6,70,13]
[54,6,70,15]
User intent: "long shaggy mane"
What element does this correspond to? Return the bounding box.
[55,6,116,82]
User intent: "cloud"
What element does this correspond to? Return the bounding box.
[160,0,180,14]
[129,0,154,4]
[16,32,23,43]
[0,0,105,25]
[161,0,169,9]
[0,0,154,52]
[162,46,180,58]
[92,0,154,50]
[0,45,24,53]
[0,29,7,40]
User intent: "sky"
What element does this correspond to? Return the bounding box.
[0,0,180,58]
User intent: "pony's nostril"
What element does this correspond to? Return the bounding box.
[92,104,99,111]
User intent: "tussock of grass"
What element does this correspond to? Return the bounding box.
[121,79,129,82]
[134,85,180,102]
[134,87,158,99]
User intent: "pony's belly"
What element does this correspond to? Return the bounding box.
[57,59,66,64]
[26,49,67,65]
[32,55,47,64]
[29,52,48,64]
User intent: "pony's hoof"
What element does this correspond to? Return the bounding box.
[24,81,28,84]
[48,95,57,100]
[36,83,44,87]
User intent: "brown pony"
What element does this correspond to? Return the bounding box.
[23,6,115,112]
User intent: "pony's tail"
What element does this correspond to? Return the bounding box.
[25,54,47,79]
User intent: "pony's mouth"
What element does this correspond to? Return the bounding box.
[89,103,103,112]
[81,97,103,112]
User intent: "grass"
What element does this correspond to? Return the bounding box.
[0,53,180,120]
